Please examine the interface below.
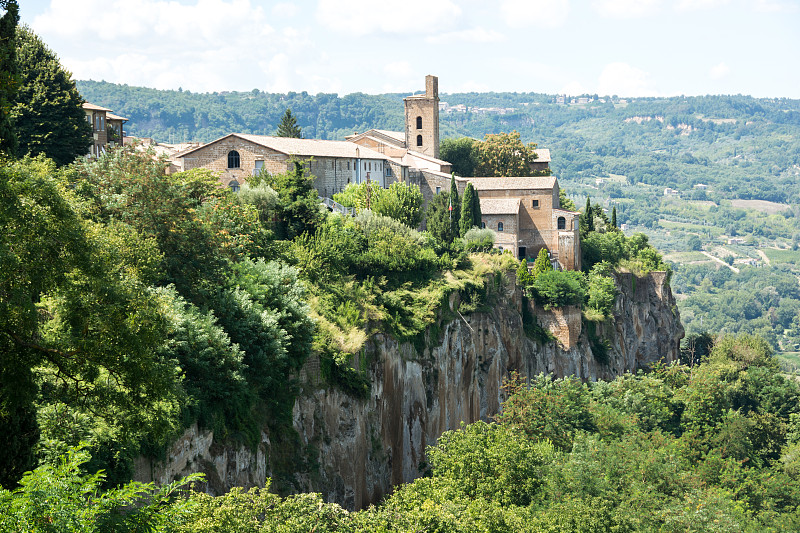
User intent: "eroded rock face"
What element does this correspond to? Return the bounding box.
[139,271,683,510]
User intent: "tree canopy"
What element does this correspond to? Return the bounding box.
[0,0,18,156]
[474,131,538,177]
[11,26,90,165]
[276,107,302,138]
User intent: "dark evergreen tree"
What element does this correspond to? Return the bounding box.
[611,206,617,229]
[459,182,478,237]
[276,108,302,138]
[0,0,19,156]
[580,196,594,236]
[449,174,460,239]
[267,161,322,239]
[426,191,454,245]
[11,26,91,165]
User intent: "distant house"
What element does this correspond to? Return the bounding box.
[694,183,709,190]
[83,102,128,158]
[664,187,680,197]
[459,176,580,270]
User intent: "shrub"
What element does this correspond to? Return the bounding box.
[531,270,587,310]
[463,227,495,252]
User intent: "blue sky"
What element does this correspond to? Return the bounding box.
[16,0,800,98]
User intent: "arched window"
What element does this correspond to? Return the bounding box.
[481,221,486,229]
[416,116,422,129]
[557,216,566,230]
[416,135,423,147]
[227,150,240,169]
[497,222,504,232]
[228,180,240,193]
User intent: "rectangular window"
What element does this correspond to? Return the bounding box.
[347,161,350,170]
[435,186,441,194]
[385,167,391,177]
[532,199,539,208]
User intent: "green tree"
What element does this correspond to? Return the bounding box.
[373,181,424,228]
[459,182,478,237]
[0,0,18,156]
[11,26,91,165]
[0,447,201,532]
[531,270,587,310]
[440,137,477,177]
[531,247,553,280]
[267,161,323,240]
[611,206,617,228]
[581,196,595,235]
[449,174,460,238]
[425,191,455,245]
[276,107,302,138]
[474,131,538,177]
[559,188,576,211]
[517,258,533,287]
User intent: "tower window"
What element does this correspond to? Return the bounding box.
[227,150,240,169]
[557,216,566,230]
[498,222,504,232]
[416,116,422,129]
[416,135,423,147]
[532,199,539,208]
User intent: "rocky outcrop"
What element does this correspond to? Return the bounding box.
[136,270,683,510]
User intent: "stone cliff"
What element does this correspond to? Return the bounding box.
[135,270,683,510]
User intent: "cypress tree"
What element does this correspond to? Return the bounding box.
[276,108,302,138]
[471,184,482,227]
[449,173,460,239]
[611,206,617,229]
[531,247,553,280]
[460,182,477,237]
[0,0,19,156]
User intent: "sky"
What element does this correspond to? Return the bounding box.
[14,0,800,98]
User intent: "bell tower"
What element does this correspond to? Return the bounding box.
[404,75,440,159]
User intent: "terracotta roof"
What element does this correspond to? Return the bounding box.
[177,133,388,160]
[106,112,128,122]
[533,148,551,163]
[82,102,112,112]
[480,198,521,215]
[464,176,557,191]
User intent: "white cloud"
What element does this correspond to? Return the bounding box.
[675,0,729,11]
[449,80,492,92]
[272,2,299,18]
[426,27,505,44]
[315,0,461,36]
[749,0,797,12]
[593,0,661,18]
[500,0,570,28]
[597,62,659,97]
[559,81,591,96]
[709,62,730,80]
[30,0,329,93]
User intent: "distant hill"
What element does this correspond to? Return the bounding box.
[77,80,800,204]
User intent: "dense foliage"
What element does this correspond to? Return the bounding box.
[12,26,91,165]
[8,334,800,531]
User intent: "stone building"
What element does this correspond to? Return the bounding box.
[404,75,440,159]
[83,102,127,158]
[173,134,391,196]
[460,176,581,270]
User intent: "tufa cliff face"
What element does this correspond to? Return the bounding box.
[135,270,683,510]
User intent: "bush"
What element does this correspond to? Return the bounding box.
[531,270,587,310]
[463,227,495,252]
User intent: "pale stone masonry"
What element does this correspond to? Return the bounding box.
[403,75,440,159]
[175,134,391,196]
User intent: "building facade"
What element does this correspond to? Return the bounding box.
[83,102,127,158]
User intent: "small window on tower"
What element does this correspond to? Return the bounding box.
[498,222,504,232]
[532,199,539,208]
[416,116,422,129]
[558,216,566,230]
[417,135,423,147]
